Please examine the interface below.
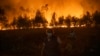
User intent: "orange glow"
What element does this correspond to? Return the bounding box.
[0,24,87,30]
[0,26,2,30]
[34,1,84,23]
[1,0,100,24]
[0,0,93,30]
[5,0,84,23]
[81,24,86,27]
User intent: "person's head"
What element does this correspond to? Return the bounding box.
[46,29,54,37]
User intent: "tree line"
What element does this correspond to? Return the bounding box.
[0,7,100,30]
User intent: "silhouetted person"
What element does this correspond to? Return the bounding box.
[42,29,61,56]
[64,29,76,56]
[68,29,76,45]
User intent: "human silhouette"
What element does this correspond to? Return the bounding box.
[64,29,76,56]
[42,29,61,56]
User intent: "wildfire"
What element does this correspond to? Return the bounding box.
[0,0,97,31]
[0,23,87,31]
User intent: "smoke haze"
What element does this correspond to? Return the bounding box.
[0,0,100,22]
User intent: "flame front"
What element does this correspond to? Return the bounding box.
[0,0,99,30]
[0,0,86,23]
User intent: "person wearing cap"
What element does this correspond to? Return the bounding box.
[42,29,61,56]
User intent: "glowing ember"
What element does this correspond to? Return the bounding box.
[47,25,53,29]
[81,24,86,27]
[70,25,75,28]
[60,25,67,28]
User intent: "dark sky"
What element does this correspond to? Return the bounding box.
[0,0,100,22]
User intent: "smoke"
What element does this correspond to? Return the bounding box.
[0,0,100,23]
[81,0,100,13]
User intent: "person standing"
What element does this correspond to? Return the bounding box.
[64,29,76,56]
[42,29,61,56]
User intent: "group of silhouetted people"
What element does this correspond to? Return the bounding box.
[41,28,100,56]
[41,28,76,56]
[42,29,61,56]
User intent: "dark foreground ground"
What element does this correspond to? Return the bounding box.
[0,27,100,56]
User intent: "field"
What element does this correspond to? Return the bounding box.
[0,27,100,56]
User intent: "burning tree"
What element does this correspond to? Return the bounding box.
[65,15,71,28]
[50,12,57,27]
[0,7,8,29]
[16,15,31,29]
[11,17,17,29]
[92,11,100,27]
[82,12,92,27]
[58,16,64,26]
[34,10,48,28]
[71,16,78,27]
